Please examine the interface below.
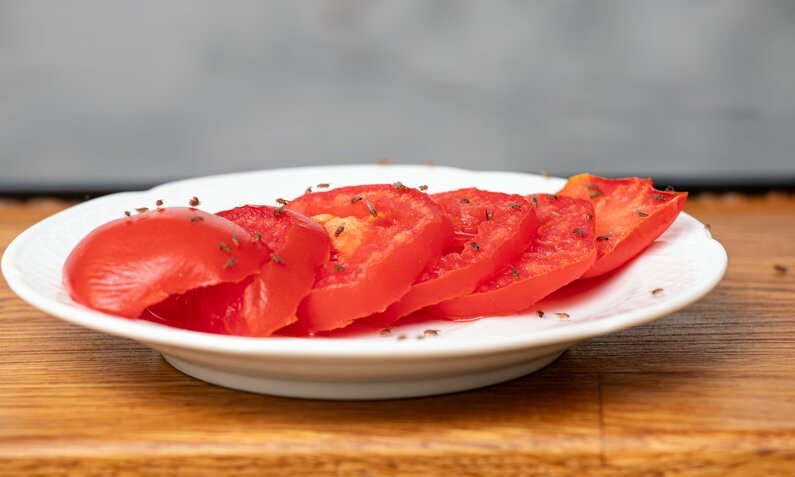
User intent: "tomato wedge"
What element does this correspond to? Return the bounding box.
[216,205,330,336]
[283,184,454,334]
[64,207,269,319]
[364,188,538,325]
[558,174,688,278]
[426,194,596,319]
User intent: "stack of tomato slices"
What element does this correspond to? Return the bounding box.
[63,175,687,337]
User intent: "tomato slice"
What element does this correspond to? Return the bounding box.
[282,184,454,334]
[364,188,538,325]
[558,174,688,278]
[64,207,269,319]
[145,205,330,336]
[426,194,596,319]
[215,205,330,336]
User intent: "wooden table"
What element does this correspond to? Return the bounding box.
[1,195,794,476]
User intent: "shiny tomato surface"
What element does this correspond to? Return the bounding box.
[64,207,269,319]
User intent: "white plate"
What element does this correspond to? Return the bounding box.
[2,165,727,400]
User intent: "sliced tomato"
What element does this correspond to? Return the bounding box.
[144,206,330,336]
[558,174,688,278]
[64,207,269,319]
[363,188,538,325]
[282,184,454,334]
[216,205,330,336]
[426,194,596,319]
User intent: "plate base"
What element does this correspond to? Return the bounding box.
[162,350,565,400]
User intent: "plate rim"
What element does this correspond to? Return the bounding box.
[1,164,728,360]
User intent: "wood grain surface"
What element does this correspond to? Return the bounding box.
[1,195,794,476]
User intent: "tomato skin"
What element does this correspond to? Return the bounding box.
[364,188,538,325]
[427,194,596,319]
[216,206,330,336]
[63,208,269,319]
[558,174,687,278]
[284,184,454,334]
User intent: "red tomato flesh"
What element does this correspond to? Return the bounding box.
[283,184,454,334]
[364,188,538,325]
[142,278,250,333]
[558,174,688,278]
[216,205,330,336]
[64,207,269,319]
[426,194,596,319]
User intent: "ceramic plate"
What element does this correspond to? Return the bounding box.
[2,165,727,399]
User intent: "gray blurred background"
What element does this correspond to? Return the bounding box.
[1,0,794,193]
